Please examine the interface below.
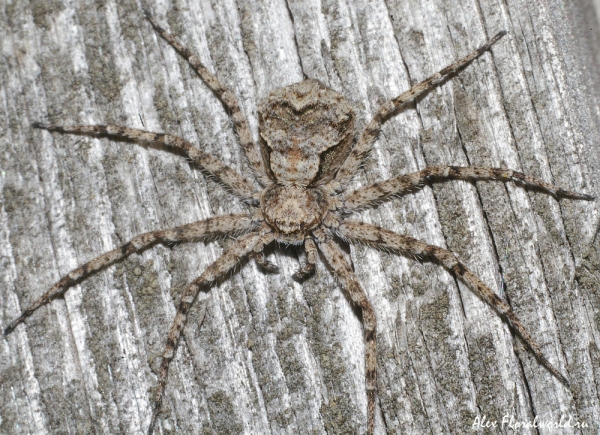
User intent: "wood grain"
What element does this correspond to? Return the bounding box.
[1,0,599,433]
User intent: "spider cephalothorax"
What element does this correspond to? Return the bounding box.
[261,184,330,242]
[4,12,593,435]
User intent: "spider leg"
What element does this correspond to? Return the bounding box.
[144,11,270,187]
[315,229,378,435]
[331,31,506,190]
[292,236,317,281]
[3,214,254,336]
[344,165,594,211]
[148,230,274,435]
[337,220,570,387]
[33,123,258,201]
[253,250,279,273]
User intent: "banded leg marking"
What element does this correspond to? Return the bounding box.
[4,214,254,336]
[337,220,569,386]
[144,12,270,186]
[316,232,378,434]
[332,32,507,190]
[33,123,258,200]
[344,165,594,211]
[147,230,274,434]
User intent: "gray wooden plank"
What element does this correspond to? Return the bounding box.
[1,0,599,433]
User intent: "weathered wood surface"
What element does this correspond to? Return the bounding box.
[2,0,600,434]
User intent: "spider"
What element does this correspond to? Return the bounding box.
[3,12,594,435]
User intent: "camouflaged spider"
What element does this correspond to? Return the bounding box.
[4,12,594,435]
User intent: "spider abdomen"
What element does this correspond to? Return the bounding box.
[261,184,329,243]
[258,79,356,186]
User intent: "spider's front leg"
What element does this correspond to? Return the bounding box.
[315,229,378,434]
[148,230,275,435]
[3,214,254,335]
[33,123,258,201]
[344,165,595,211]
[337,220,570,386]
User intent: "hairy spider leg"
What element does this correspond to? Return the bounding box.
[144,11,271,187]
[344,165,594,211]
[4,214,254,335]
[331,31,507,191]
[337,220,570,387]
[315,229,378,434]
[33,123,258,201]
[148,230,274,435]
